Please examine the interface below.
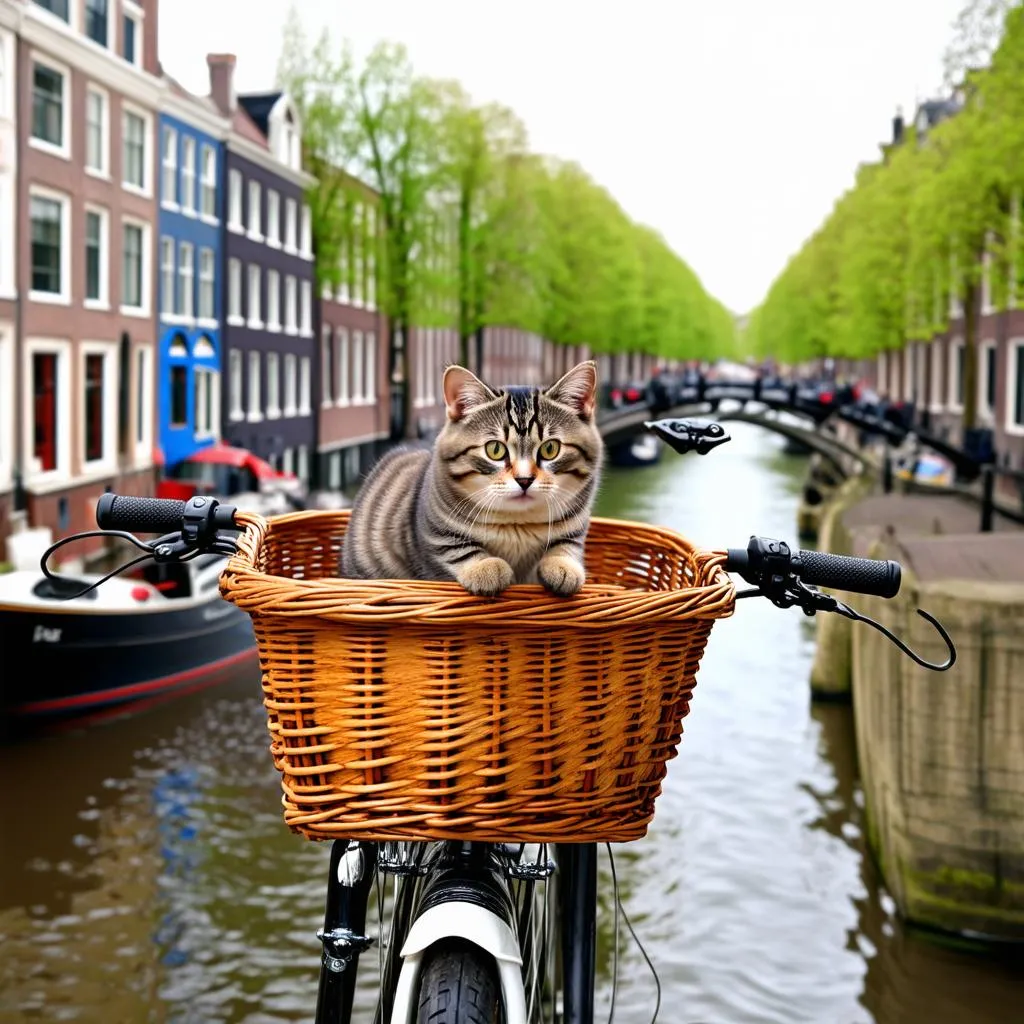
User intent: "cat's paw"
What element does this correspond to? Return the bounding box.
[538,555,585,597]
[458,557,515,597]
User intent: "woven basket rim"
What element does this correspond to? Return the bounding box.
[220,509,736,625]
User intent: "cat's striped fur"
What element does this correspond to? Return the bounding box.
[340,362,603,596]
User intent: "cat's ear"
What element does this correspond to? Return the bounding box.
[545,361,598,419]
[443,365,496,421]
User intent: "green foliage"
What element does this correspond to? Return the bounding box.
[747,0,1024,393]
[276,5,732,367]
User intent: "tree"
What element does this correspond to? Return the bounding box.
[942,0,1020,89]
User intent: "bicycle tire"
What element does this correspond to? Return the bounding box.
[416,939,502,1024]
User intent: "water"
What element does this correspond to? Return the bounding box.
[1,423,1021,1023]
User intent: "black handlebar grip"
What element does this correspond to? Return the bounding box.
[796,549,901,598]
[96,493,187,534]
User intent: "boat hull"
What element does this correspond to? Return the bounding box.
[0,593,256,731]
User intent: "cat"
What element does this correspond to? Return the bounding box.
[339,361,603,597]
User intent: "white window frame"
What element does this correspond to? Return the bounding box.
[979,338,998,423]
[193,364,220,441]
[282,447,294,476]
[161,124,177,208]
[1007,338,1024,436]
[159,235,175,318]
[321,325,333,407]
[285,275,297,334]
[366,331,376,402]
[929,338,945,413]
[122,1,144,69]
[228,169,243,232]
[947,336,965,412]
[266,351,281,419]
[247,350,263,422]
[79,339,118,473]
[266,189,280,246]
[23,337,72,487]
[29,53,70,161]
[299,356,311,414]
[200,145,217,223]
[300,204,312,258]
[297,444,309,483]
[352,329,364,404]
[120,216,151,317]
[266,269,281,331]
[177,241,194,319]
[228,349,244,421]
[335,327,349,406]
[300,279,312,336]
[247,179,262,241]
[247,264,262,328]
[83,204,109,311]
[283,353,297,416]
[284,197,297,253]
[0,328,13,492]
[134,344,153,466]
[180,135,196,215]
[121,104,152,197]
[227,258,243,325]
[85,85,109,179]
[198,247,215,324]
[29,185,71,306]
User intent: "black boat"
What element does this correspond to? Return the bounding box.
[0,554,256,734]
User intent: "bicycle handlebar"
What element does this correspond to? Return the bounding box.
[96,492,239,535]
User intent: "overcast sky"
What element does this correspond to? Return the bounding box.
[160,0,966,315]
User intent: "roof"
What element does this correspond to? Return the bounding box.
[231,106,269,149]
[914,97,961,132]
[238,92,284,138]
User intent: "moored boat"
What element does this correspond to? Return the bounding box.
[0,554,255,735]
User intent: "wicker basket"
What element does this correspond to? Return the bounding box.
[219,509,735,844]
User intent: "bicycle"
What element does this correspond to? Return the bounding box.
[41,417,956,1024]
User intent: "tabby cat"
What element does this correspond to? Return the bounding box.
[339,361,603,597]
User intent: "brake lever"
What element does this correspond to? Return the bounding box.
[644,418,731,455]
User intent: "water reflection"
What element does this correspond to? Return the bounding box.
[1,425,1021,1023]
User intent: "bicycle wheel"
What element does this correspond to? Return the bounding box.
[416,938,502,1024]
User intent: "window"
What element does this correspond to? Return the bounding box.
[122,221,145,310]
[84,209,107,306]
[980,342,997,417]
[948,339,965,409]
[199,248,215,321]
[201,145,217,219]
[33,1,69,20]
[177,242,193,317]
[180,136,196,214]
[297,445,309,483]
[247,264,262,326]
[328,452,341,489]
[285,275,297,333]
[247,351,261,420]
[30,193,65,299]
[299,357,311,414]
[300,204,312,256]
[32,351,59,473]
[160,237,175,316]
[352,330,364,403]
[266,352,280,417]
[136,346,152,454]
[228,169,243,228]
[83,352,105,461]
[300,280,312,335]
[283,354,297,415]
[1010,340,1024,432]
[321,325,332,405]
[366,332,376,401]
[267,190,280,245]
[122,8,141,67]
[335,328,349,404]
[285,198,297,251]
[32,61,66,153]
[122,109,147,191]
[227,258,242,322]
[267,269,280,329]
[194,367,217,437]
[229,349,243,420]
[85,88,107,174]
[161,125,177,205]
[169,362,187,427]
[85,0,109,48]
[282,447,294,475]
[929,339,945,411]
[247,180,262,239]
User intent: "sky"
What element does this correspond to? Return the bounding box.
[159,0,967,315]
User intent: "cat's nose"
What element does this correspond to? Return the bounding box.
[514,476,534,492]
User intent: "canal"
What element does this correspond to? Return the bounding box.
[1,423,1021,1022]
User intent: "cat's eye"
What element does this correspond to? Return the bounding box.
[538,439,562,461]
[484,440,508,461]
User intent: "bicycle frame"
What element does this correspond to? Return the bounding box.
[313,840,598,1024]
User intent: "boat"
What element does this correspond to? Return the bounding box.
[0,553,256,735]
[607,432,664,468]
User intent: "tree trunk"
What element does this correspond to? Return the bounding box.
[401,319,417,440]
[961,281,978,431]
